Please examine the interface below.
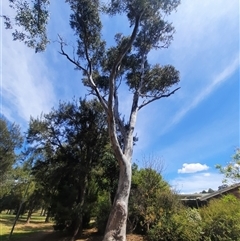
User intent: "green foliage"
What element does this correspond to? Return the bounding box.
[216,148,240,183]
[199,195,240,241]
[93,143,119,204]
[0,162,34,214]
[68,0,105,67]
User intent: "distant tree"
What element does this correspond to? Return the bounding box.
[25,186,45,223]
[0,162,34,215]
[207,188,215,193]
[200,188,215,194]
[216,148,240,183]
[218,184,228,190]
[4,1,181,239]
[0,117,23,179]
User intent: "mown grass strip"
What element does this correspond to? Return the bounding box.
[0,212,53,241]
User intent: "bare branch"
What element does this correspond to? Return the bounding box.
[138,87,180,110]
[58,35,88,74]
[114,89,126,137]
[89,76,109,113]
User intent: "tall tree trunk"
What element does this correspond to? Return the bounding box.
[71,174,88,241]
[103,156,132,241]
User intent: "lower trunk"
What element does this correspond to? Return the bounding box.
[70,174,88,241]
[45,208,51,223]
[70,214,83,241]
[103,158,132,241]
[26,208,33,224]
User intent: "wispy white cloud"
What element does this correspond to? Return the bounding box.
[170,0,239,61]
[178,163,209,174]
[1,5,57,126]
[136,103,238,175]
[162,56,239,133]
[170,172,224,193]
[133,0,239,157]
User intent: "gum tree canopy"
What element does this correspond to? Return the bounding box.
[4,0,181,240]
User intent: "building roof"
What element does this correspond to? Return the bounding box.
[179,183,240,207]
[199,182,240,201]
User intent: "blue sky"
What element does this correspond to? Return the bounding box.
[1,0,239,193]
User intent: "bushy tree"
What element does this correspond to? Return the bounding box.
[128,166,169,233]
[5,1,181,239]
[28,99,108,239]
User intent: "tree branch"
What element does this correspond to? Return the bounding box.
[57,36,108,113]
[58,36,88,74]
[138,87,180,110]
[113,88,126,138]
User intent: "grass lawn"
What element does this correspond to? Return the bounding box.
[0,212,53,241]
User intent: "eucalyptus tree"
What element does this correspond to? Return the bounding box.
[5,1,181,240]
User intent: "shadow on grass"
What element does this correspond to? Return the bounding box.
[1,230,68,241]
[1,232,36,241]
[0,217,15,225]
[16,231,73,241]
[0,217,49,226]
[74,229,103,241]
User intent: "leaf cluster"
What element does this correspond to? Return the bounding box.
[4,0,50,52]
